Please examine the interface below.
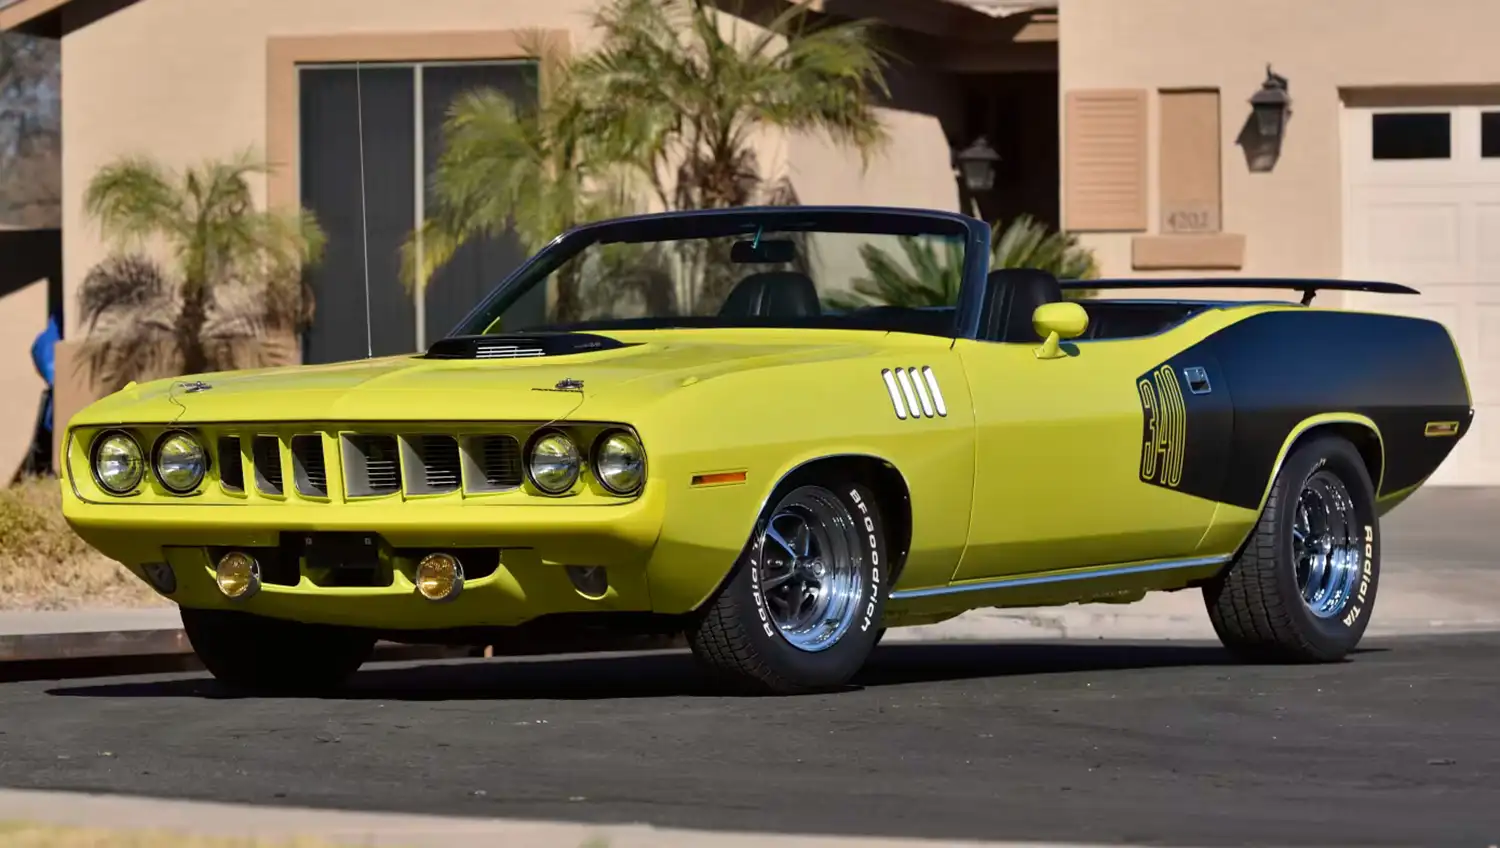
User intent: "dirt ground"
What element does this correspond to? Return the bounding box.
[0,477,163,611]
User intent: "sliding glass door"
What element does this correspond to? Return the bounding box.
[298,60,538,365]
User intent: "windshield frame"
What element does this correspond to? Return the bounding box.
[444,206,995,342]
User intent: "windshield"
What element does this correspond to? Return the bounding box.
[449,209,975,339]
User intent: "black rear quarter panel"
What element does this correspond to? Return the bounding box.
[1150,308,1473,509]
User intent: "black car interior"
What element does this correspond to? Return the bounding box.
[719,271,822,319]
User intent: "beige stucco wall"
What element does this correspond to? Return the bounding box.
[0,278,46,480]
[59,0,958,341]
[1060,0,1500,287]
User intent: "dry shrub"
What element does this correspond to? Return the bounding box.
[0,476,164,610]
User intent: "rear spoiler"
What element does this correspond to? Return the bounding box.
[1056,277,1420,306]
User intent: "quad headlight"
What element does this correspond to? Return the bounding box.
[593,430,646,495]
[527,430,581,494]
[92,431,145,494]
[153,431,207,493]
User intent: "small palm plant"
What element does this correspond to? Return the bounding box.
[78,150,325,392]
[832,215,1099,310]
[991,213,1099,289]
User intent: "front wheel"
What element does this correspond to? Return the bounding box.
[1204,433,1380,662]
[687,480,890,695]
[181,607,376,694]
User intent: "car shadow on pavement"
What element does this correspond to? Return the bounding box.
[43,639,1384,702]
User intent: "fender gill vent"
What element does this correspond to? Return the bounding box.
[217,437,244,492]
[342,434,401,497]
[881,366,947,420]
[290,435,328,497]
[403,435,462,495]
[252,436,283,495]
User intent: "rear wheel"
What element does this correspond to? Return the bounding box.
[181,607,376,694]
[1204,434,1380,662]
[686,480,890,695]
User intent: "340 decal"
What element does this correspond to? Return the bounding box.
[1138,364,1187,488]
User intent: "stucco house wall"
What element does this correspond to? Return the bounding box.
[1060,0,1500,287]
[56,0,958,340]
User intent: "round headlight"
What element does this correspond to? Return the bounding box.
[154,431,207,493]
[527,431,581,494]
[593,431,645,494]
[93,432,144,494]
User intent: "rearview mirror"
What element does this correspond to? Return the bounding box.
[730,238,796,265]
[1032,301,1088,360]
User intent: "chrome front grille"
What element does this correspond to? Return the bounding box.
[470,434,523,492]
[403,435,462,495]
[217,437,244,492]
[252,436,283,495]
[207,427,534,501]
[343,434,400,497]
[290,435,328,498]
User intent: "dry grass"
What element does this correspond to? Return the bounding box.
[0,476,165,611]
[0,822,367,847]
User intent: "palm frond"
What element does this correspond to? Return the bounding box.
[991,214,1099,281]
[82,156,185,248]
[76,254,171,332]
[75,256,181,394]
[829,236,962,311]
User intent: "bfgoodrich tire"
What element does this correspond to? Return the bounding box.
[181,607,376,694]
[686,480,890,695]
[1204,433,1380,662]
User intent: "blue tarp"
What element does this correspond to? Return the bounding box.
[30,315,59,431]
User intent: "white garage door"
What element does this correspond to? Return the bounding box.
[1342,104,1500,486]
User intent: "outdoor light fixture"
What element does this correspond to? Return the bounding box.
[1250,65,1292,142]
[954,136,1001,193]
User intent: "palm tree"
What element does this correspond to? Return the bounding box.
[78,150,325,392]
[406,0,892,318]
[573,0,891,211]
[400,31,644,322]
[830,215,1099,310]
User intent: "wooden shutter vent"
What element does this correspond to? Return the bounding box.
[1063,89,1148,231]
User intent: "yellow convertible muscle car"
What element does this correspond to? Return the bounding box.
[60,206,1474,695]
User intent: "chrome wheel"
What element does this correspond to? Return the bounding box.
[756,487,865,653]
[1292,470,1362,619]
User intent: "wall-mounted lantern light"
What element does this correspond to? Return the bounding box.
[954,136,1001,193]
[1249,65,1292,143]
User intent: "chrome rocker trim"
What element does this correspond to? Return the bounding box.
[888,554,1233,600]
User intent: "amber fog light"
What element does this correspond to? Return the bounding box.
[416,552,464,602]
[215,551,260,600]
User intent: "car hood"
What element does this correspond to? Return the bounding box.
[70,330,924,426]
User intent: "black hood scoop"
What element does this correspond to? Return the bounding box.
[423,332,639,360]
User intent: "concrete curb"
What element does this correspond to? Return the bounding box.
[0,786,1147,848]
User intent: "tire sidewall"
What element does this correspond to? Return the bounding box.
[734,481,889,685]
[1274,437,1381,652]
